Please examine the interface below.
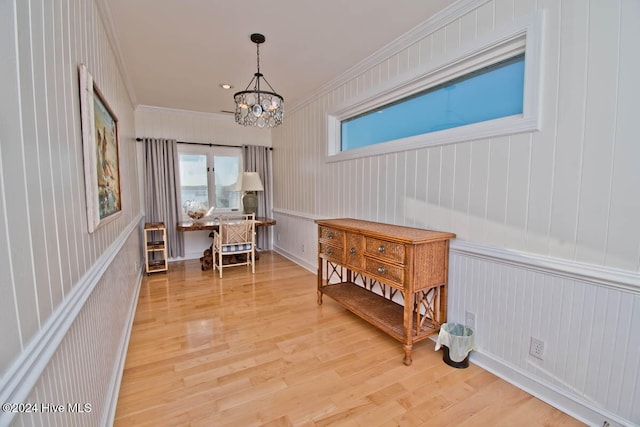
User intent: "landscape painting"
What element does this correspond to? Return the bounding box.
[79,63,122,232]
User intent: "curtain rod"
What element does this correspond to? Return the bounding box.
[135,138,273,150]
[135,138,235,148]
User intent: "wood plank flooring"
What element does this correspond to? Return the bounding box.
[114,251,584,426]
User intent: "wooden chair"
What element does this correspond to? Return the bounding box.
[212,213,255,278]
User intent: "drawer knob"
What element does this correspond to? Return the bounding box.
[377,266,386,274]
[327,231,334,239]
[327,247,333,255]
[378,245,386,253]
[349,247,356,255]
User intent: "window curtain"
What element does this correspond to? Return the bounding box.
[243,145,272,249]
[144,138,184,258]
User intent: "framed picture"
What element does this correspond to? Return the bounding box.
[78,64,122,233]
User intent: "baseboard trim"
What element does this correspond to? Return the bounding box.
[102,267,144,426]
[0,214,143,427]
[273,244,316,274]
[469,351,629,427]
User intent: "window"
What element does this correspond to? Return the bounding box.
[341,54,525,151]
[327,13,543,162]
[178,145,243,218]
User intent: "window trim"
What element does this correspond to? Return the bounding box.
[326,12,544,162]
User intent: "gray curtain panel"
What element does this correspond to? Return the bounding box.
[243,145,272,249]
[144,138,184,258]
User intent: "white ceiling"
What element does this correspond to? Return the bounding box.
[105,0,456,116]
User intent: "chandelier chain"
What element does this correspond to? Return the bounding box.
[256,42,260,76]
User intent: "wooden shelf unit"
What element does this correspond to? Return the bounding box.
[315,218,455,365]
[144,222,168,275]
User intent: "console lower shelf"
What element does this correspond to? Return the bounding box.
[321,281,438,343]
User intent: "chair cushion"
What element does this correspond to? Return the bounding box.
[221,243,253,253]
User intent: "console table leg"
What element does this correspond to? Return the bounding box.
[403,290,415,366]
[317,290,323,305]
[403,345,413,366]
[402,345,413,366]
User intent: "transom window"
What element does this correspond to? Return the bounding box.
[341,54,525,151]
[326,13,543,162]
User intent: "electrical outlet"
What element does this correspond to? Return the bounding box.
[301,244,305,253]
[465,311,476,330]
[530,337,544,360]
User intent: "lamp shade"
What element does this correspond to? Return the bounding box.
[240,172,264,192]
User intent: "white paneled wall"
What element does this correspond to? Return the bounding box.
[134,106,272,260]
[135,106,272,147]
[0,0,142,424]
[271,0,640,425]
[274,0,640,272]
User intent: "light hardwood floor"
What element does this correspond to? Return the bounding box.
[114,251,584,426]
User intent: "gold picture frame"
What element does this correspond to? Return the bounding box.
[78,64,122,233]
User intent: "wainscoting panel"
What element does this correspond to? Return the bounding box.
[272,209,319,273]
[448,242,640,425]
[0,219,143,426]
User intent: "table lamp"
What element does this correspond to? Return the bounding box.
[239,172,263,215]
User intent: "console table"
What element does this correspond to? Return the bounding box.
[315,218,455,365]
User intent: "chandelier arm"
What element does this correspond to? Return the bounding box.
[233,89,282,98]
[242,75,258,92]
[258,75,282,99]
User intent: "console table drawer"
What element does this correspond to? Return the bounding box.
[364,258,404,287]
[345,233,364,269]
[365,237,405,264]
[319,242,344,264]
[319,226,344,243]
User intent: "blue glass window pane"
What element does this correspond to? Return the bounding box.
[341,54,525,151]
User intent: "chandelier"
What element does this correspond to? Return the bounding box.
[234,33,284,128]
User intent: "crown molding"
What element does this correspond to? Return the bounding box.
[95,0,138,108]
[135,105,234,121]
[288,0,491,113]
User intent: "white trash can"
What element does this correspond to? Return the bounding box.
[435,323,475,368]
